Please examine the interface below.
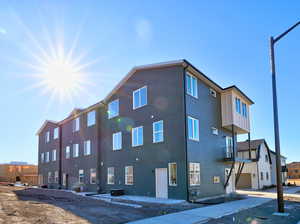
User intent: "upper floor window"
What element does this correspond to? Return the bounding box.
[84,140,91,156]
[186,73,198,98]
[45,152,50,163]
[40,153,44,163]
[242,103,247,117]
[132,126,143,147]
[108,99,119,119]
[53,127,59,139]
[45,131,50,143]
[235,97,241,114]
[133,86,147,109]
[90,168,96,184]
[65,146,70,159]
[73,144,79,157]
[113,132,122,150]
[52,149,57,162]
[107,167,114,184]
[153,120,164,143]
[188,116,199,141]
[87,110,96,126]
[73,117,80,132]
[79,169,84,183]
[125,166,133,185]
[189,162,200,186]
[168,163,177,186]
[265,154,268,162]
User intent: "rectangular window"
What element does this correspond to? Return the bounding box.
[108,99,119,119]
[84,140,91,156]
[65,146,70,159]
[186,73,198,98]
[45,152,50,162]
[226,136,233,158]
[189,163,200,186]
[153,120,164,143]
[45,131,50,143]
[242,103,247,117]
[53,127,59,139]
[41,153,44,163]
[62,173,66,186]
[188,116,199,141]
[132,126,143,147]
[235,98,241,114]
[87,110,96,126]
[73,117,80,132]
[261,172,264,180]
[125,166,133,185]
[107,167,114,184]
[54,171,59,183]
[79,169,84,183]
[113,132,122,150]
[265,155,268,162]
[48,172,52,183]
[73,144,79,157]
[52,149,56,161]
[133,86,147,109]
[90,168,96,184]
[168,163,177,186]
[266,172,269,180]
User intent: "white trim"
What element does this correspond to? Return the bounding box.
[153,120,164,143]
[186,72,198,99]
[132,126,143,147]
[189,162,200,186]
[107,167,114,184]
[187,116,199,141]
[133,86,147,110]
[108,99,119,119]
[168,163,177,186]
[125,166,133,185]
[112,132,122,150]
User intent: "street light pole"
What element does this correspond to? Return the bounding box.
[270,21,300,213]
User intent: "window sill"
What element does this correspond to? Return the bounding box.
[189,138,199,142]
[133,104,147,110]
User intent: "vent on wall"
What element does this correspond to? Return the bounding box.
[212,127,218,135]
[210,88,217,98]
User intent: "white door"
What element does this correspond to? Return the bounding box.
[155,168,168,198]
[225,168,235,194]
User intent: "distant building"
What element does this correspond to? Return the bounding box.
[287,162,300,179]
[0,163,38,185]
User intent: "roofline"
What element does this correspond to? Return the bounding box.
[36,120,58,136]
[223,85,254,105]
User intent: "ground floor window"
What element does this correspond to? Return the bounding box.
[107,167,114,184]
[189,163,200,186]
[48,172,52,183]
[168,163,177,186]
[79,169,84,183]
[260,172,264,181]
[266,172,269,180]
[54,171,59,183]
[90,168,96,184]
[125,166,133,185]
[62,173,66,186]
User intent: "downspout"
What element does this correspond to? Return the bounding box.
[96,103,104,193]
[256,146,260,189]
[58,124,63,189]
[183,65,190,202]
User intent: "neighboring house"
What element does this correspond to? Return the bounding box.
[269,150,288,185]
[0,162,38,185]
[236,139,272,189]
[37,59,254,201]
[287,162,300,179]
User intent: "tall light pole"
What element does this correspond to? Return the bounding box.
[270,21,300,213]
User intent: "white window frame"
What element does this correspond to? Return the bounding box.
[79,169,84,183]
[87,110,96,127]
[84,140,91,156]
[73,144,79,158]
[65,146,70,159]
[48,171,52,183]
[226,136,233,158]
[90,168,96,184]
[153,120,164,143]
[53,127,59,139]
[52,149,57,161]
[235,97,241,114]
[113,132,122,150]
[62,173,66,186]
[45,152,50,163]
[45,131,50,143]
[125,166,133,185]
[107,167,114,184]
[168,163,177,186]
[41,153,44,163]
[186,73,198,98]
[108,99,119,119]
[242,102,247,117]
[133,86,147,109]
[73,117,80,132]
[132,126,143,147]
[54,171,59,183]
[189,163,201,186]
[188,116,199,141]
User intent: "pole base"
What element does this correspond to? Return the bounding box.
[272,212,289,216]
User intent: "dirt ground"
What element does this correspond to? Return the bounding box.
[0,186,204,224]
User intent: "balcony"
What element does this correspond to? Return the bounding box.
[221,146,252,163]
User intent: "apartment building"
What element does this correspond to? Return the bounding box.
[37,60,254,200]
[287,162,300,179]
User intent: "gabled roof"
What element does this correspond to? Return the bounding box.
[36,120,58,135]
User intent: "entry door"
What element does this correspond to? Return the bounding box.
[225,168,235,194]
[155,168,168,198]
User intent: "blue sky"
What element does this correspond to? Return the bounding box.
[0,1,299,164]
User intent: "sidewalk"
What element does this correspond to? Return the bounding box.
[128,187,300,224]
